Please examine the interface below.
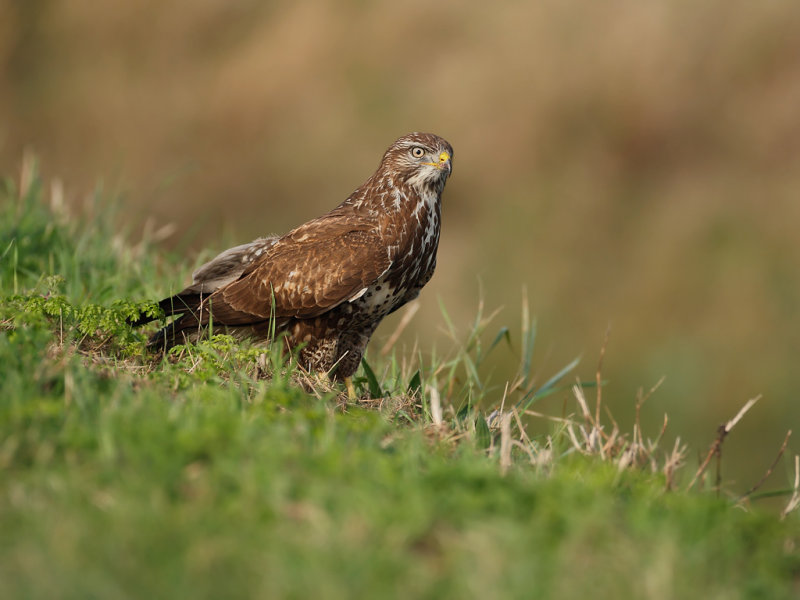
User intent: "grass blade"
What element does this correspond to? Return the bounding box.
[517,355,581,411]
[407,369,421,396]
[361,357,382,398]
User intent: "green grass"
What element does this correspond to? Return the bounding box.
[2,168,799,599]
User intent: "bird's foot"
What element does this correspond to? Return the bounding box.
[344,376,358,401]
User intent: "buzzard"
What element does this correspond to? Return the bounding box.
[132,132,454,397]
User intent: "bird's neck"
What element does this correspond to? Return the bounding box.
[386,185,441,260]
[335,176,442,262]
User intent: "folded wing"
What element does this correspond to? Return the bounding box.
[206,223,391,325]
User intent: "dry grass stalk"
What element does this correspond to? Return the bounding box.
[522,409,574,425]
[595,325,610,430]
[500,412,512,476]
[663,438,687,491]
[687,395,761,492]
[782,455,800,520]
[738,430,792,504]
[511,408,532,447]
[380,302,420,356]
[428,385,443,427]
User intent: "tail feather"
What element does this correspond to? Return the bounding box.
[129,236,278,346]
[128,293,210,350]
[146,315,202,350]
[127,293,205,327]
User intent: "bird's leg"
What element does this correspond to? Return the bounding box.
[344,376,357,401]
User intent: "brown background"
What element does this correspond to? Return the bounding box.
[3,0,800,490]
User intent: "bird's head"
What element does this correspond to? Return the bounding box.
[379,132,453,193]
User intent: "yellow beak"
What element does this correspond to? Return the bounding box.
[423,151,451,169]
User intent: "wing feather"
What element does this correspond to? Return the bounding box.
[201,220,391,325]
[184,237,277,294]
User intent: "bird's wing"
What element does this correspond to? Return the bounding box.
[202,220,391,325]
[183,237,278,294]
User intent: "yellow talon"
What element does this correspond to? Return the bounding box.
[345,377,357,401]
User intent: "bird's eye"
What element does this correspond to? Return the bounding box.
[410,147,425,158]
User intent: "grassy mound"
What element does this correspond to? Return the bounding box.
[2,167,798,599]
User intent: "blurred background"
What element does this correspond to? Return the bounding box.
[2,0,799,491]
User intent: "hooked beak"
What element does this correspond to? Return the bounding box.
[422,151,452,172]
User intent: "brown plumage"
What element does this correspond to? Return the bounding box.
[132,132,454,382]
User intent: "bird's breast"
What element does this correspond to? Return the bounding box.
[356,199,441,317]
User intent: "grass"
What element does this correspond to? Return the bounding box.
[2,165,800,599]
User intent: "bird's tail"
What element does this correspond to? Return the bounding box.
[128,293,207,349]
[145,317,198,351]
[127,293,204,326]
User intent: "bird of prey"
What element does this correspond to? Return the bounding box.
[131,132,454,398]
